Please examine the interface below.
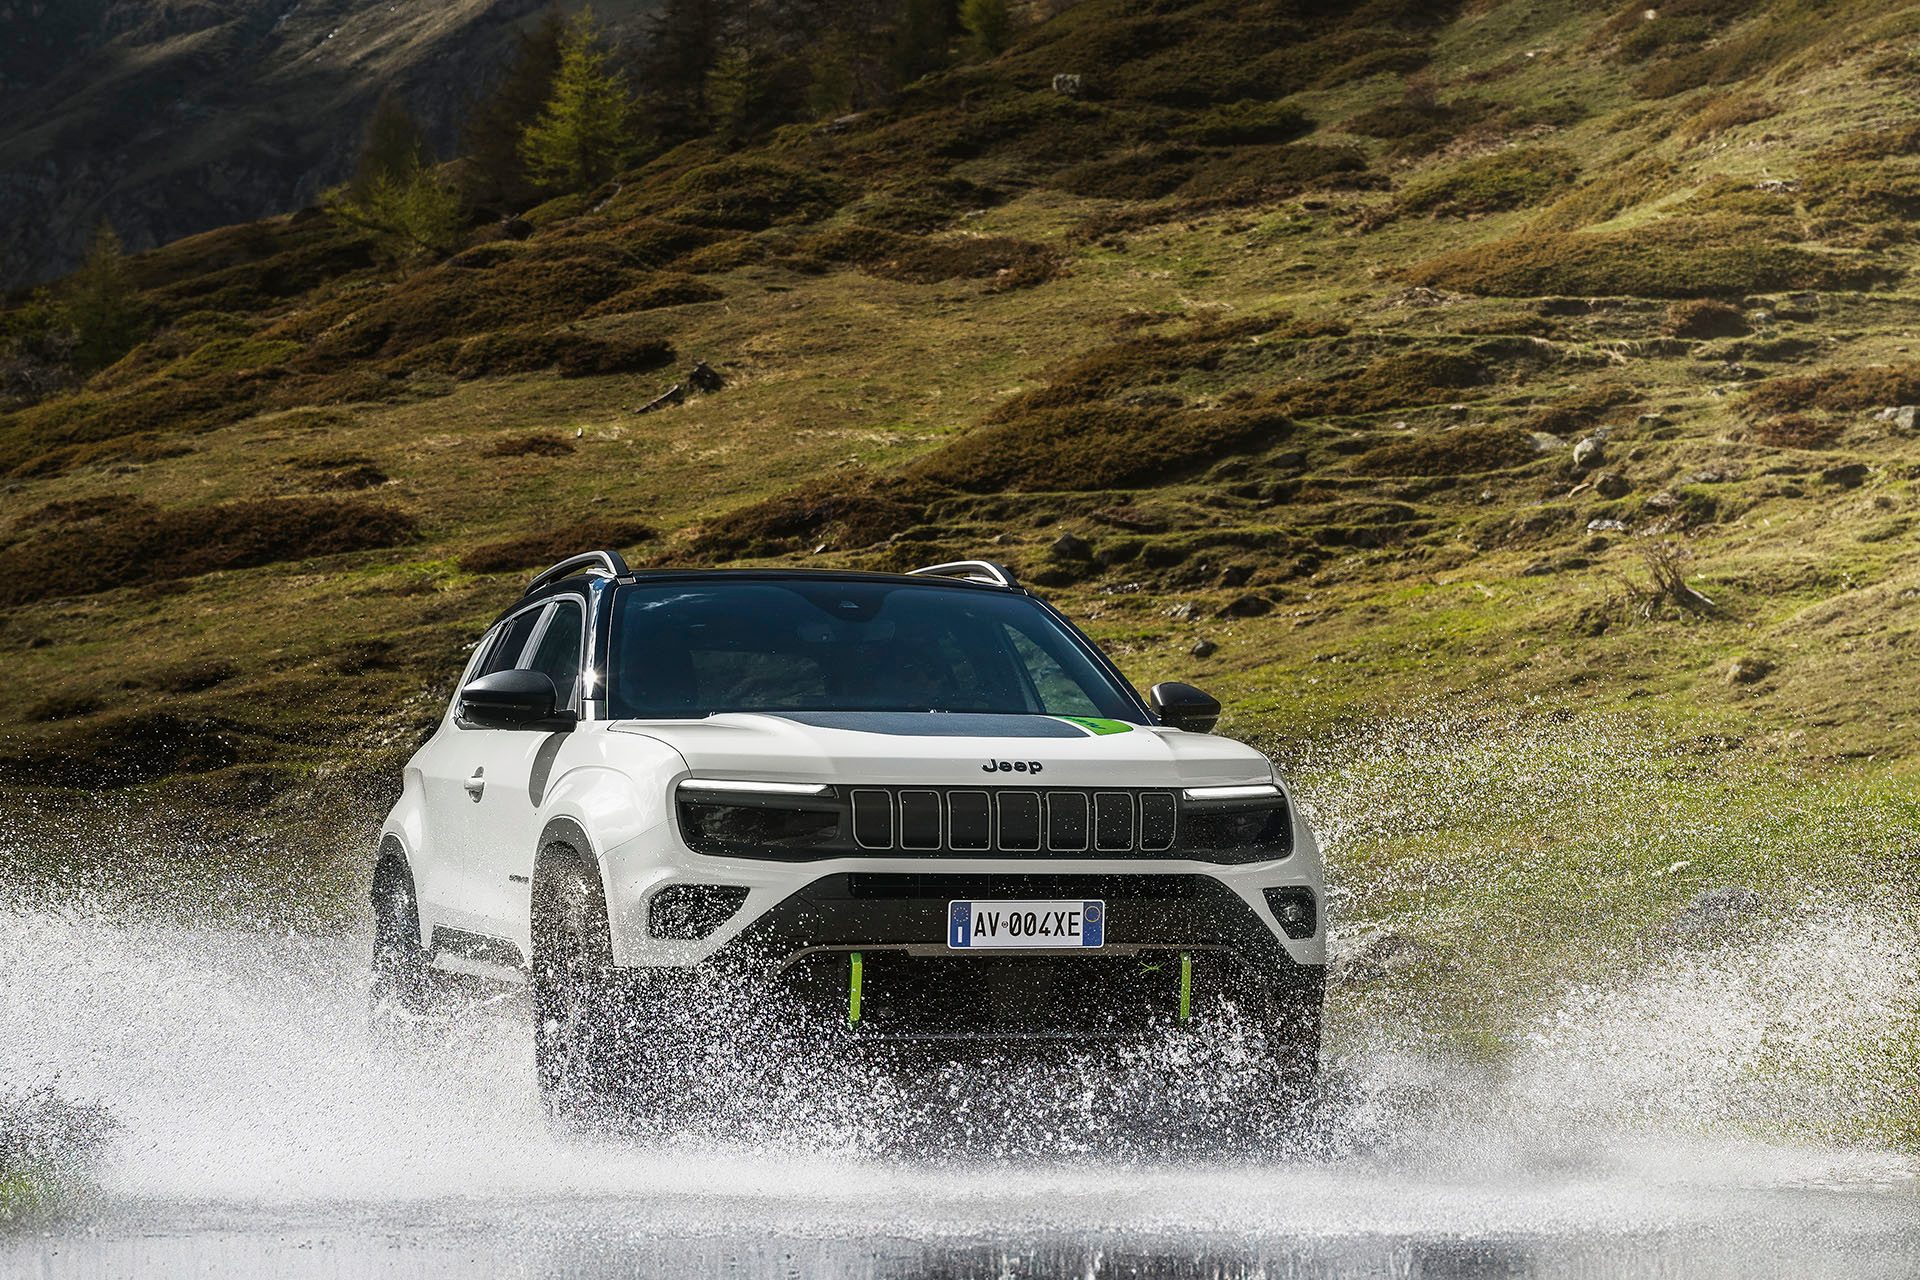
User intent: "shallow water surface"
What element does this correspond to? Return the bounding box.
[2,903,1916,1279]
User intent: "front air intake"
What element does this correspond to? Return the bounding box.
[648,884,750,940]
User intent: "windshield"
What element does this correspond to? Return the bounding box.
[605,579,1144,722]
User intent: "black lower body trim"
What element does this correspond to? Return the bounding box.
[431,925,526,968]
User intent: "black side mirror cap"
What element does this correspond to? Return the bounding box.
[1150,681,1222,734]
[459,669,577,731]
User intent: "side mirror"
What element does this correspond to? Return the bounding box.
[1150,681,1221,734]
[459,669,576,731]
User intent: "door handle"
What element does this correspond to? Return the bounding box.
[464,768,485,801]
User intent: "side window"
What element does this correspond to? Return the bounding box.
[527,600,586,708]
[480,607,546,677]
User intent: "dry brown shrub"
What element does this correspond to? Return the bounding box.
[1749,413,1842,448]
[484,434,576,459]
[458,518,657,574]
[1351,425,1540,477]
[0,497,416,607]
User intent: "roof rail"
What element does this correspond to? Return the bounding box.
[907,560,1020,589]
[525,550,630,595]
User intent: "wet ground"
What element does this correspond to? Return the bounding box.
[3,905,1917,1279]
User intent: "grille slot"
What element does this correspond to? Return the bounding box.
[900,790,942,850]
[851,789,893,849]
[1140,792,1177,851]
[997,791,1042,852]
[1047,792,1090,852]
[948,791,991,851]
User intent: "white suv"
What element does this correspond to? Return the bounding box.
[372,553,1326,1126]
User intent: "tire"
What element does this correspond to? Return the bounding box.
[370,849,431,1021]
[531,847,683,1132]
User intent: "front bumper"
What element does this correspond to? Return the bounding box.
[623,871,1324,1042]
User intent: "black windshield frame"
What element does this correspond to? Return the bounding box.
[603,577,1148,722]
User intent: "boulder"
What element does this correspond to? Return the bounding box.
[1190,638,1218,659]
[1726,655,1772,685]
[1049,532,1092,561]
[1595,471,1631,499]
[1572,434,1605,470]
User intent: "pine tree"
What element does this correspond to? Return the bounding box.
[519,6,640,192]
[959,0,1011,58]
[806,33,860,119]
[67,222,144,372]
[353,92,427,201]
[640,0,734,142]
[329,91,466,255]
[891,0,953,86]
[461,9,566,206]
[705,44,757,143]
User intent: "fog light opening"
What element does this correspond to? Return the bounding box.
[647,884,750,941]
[1263,886,1317,940]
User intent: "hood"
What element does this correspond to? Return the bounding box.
[608,710,1273,789]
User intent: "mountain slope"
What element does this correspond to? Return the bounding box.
[0,0,661,287]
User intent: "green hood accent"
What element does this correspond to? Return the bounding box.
[1052,715,1135,736]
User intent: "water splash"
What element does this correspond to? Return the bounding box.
[1,707,1917,1275]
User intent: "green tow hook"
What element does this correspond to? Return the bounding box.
[1179,951,1192,1022]
[848,951,863,1025]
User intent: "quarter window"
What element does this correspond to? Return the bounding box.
[480,607,547,677]
[527,600,586,708]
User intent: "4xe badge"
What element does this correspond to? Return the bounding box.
[982,759,1043,774]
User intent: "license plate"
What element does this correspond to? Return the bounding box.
[947,899,1104,949]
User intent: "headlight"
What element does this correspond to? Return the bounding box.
[676,781,844,857]
[1177,783,1293,863]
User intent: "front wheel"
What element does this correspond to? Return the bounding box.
[370,851,431,1022]
[531,850,687,1132]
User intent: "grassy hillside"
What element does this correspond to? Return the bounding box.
[2,0,1918,1140]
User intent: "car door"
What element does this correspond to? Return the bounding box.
[418,603,549,942]
[460,595,589,945]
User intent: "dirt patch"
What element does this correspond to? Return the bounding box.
[458,518,657,574]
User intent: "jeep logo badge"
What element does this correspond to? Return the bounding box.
[982,760,1043,774]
